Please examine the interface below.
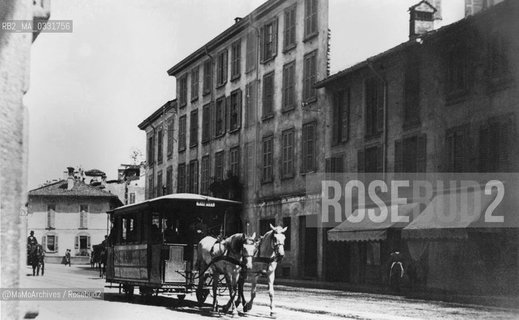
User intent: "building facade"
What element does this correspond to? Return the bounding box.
[317,0,519,294]
[141,0,330,279]
[28,168,122,262]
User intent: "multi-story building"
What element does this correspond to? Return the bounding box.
[317,0,519,294]
[28,168,122,263]
[141,0,330,279]
[104,164,146,205]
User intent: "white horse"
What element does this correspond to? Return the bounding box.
[197,233,256,315]
[238,224,287,317]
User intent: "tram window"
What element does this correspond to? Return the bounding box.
[121,218,128,242]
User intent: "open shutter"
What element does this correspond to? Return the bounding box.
[417,134,427,172]
[376,146,384,173]
[259,26,265,62]
[55,235,58,252]
[42,235,46,251]
[224,50,228,83]
[74,235,79,250]
[237,89,242,130]
[394,139,403,173]
[357,149,365,173]
[376,81,384,133]
[225,96,231,133]
[51,211,55,228]
[272,18,278,58]
[87,236,91,249]
[341,90,350,142]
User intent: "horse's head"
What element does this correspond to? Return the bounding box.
[269,224,287,259]
[241,233,256,269]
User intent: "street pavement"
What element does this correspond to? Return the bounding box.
[18,264,519,320]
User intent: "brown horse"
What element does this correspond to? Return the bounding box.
[238,224,287,317]
[30,244,45,276]
[197,233,256,315]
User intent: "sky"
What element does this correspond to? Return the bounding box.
[25,0,465,189]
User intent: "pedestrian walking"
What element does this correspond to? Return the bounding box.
[63,249,71,267]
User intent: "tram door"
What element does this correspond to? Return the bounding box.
[299,215,317,279]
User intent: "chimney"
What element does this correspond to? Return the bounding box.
[409,1,437,39]
[67,167,75,190]
[234,17,242,24]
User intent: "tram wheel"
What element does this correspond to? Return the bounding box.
[196,288,209,304]
[177,294,186,302]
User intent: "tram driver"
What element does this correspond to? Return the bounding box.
[164,218,179,243]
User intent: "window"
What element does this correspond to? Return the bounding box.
[215,151,225,181]
[303,51,317,102]
[284,4,297,51]
[262,135,274,183]
[147,134,154,166]
[231,39,241,80]
[302,122,317,173]
[260,18,278,63]
[177,163,186,193]
[201,156,210,195]
[178,115,186,152]
[446,125,471,172]
[488,33,511,84]
[229,146,240,177]
[47,204,55,229]
[157,170,163,196]
[191,66,199,101]
[216,49,228,87]
[202,103,212,143]
[282,217,291,250]
[77,234,91,252]
[203,60,212,95]
[43,234,58,252]
[394,134,427,173]
[148,172,154,199]
[282,61,296,111]
[479,115,515,172]
[129,193,136,204]
[446,44,470,99]
[246,31,257,73]
[166,166,173,194]
[157,128,163,164]
[79,209,88,229]
[404,52,420,128]
[190,109,198,147]
[304,0,318,39]
[215,97,226,137]
[229,89,242,132]
[178,74,188,107]
[281,129,295,178]
[325,155,344,173]
[332,89,350,145]
[167,117,174,158]
[365,77,384,137]
[188,160,199,193]
[245,81,257,128]
[262,72,274,119]
[358,145,383,173]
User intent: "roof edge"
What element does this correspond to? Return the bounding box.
[138,100,176,130]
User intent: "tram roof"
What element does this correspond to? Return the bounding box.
[107,193,242,214]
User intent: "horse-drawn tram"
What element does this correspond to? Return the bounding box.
[105,193,243,302]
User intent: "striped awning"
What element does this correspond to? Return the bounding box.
[328,203,420,242]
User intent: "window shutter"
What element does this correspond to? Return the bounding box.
[357,149,365,173]
[376,81,384,133]
[87,236,91,249]
[225,96,231,133]
[259,26,265,62]
[325,158,331,173]
[376,146,384,173]
[42,236,46,250]
[237,89,242,130]
[394,139,403,173]
[302,126,308,172]
[272,18,278,58]
[311,0,318,34]
[51,211,55,228]
[55,235,58,252]
[341,90,350,142]
[224,50,228,83]
[75,235,79,249]
[498,117,513,169]
[417,134,427,172]
[332,93,340,144]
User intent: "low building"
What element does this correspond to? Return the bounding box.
[317,0,519,294]
[28,168,122,263]
[104,164,146,205]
